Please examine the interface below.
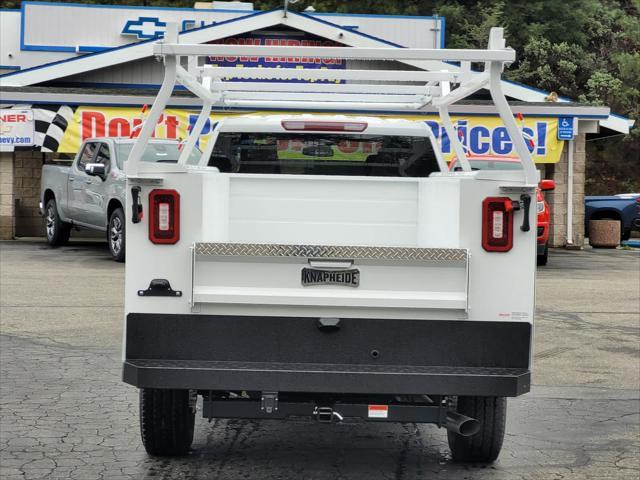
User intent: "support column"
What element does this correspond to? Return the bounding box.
[0,153,15,240]
[13,151,44,237]
[572,134,586,246]
[545,134,586,248]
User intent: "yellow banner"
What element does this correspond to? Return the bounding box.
[57,106,564,163]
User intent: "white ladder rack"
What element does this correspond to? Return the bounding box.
[128,23,538,185]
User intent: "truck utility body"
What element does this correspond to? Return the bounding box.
[123,25,538,463]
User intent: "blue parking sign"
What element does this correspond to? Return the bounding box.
[558,116,574,140]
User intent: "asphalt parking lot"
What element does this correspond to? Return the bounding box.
[1,241,639,480]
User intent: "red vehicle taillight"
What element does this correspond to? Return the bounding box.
[149,189,180,244]
[482,197,514,252]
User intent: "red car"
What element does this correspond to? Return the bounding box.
[449,156,555,265]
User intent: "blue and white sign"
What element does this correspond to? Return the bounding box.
[0,109,34,152]
[121,17,167,40]
[557,116,574,140]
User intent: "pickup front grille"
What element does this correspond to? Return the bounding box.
[194,242,468,262]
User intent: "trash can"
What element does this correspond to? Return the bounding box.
[589,220,620,248]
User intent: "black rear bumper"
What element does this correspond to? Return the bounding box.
[123,314,531,397]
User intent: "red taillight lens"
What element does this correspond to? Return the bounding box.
[482,197,514,252]
[281,120,367,132]
[149,189,180,244]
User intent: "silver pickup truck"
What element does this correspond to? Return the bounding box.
[40,137,200,261]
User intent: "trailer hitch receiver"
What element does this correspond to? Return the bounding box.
[314,406,344,423]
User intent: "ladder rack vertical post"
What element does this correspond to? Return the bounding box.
[127,23,179,176]
[487,61,539,184]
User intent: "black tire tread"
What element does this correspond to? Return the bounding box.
[537,244,548,266]
[45,199,71,246]
[448,396,506,463]
[140,388,195,456]
[108,208,126,262]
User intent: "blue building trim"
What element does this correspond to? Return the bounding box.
[501,78,574,103]
[5,9,271,79]
[307,11,442,21]
[5,8,407,81]
[18,1,442,53]
[21,1,256,14]
[295,11,406,48]
[77,46,110,53]
[121,16,167,40]
[20,2,26,52]
[440,17,446,48]
[0,65,21,71]
[19,1,258,52]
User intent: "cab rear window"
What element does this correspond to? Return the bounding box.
[116,143,201,169]
[210,133,438,177]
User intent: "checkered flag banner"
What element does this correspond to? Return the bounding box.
[6,104,76,153]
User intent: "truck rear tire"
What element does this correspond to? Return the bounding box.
[45,199,71,246]
[108,208,126,262]
[537,244,548,266]
[447,396,506,463]
[140,388,195,456]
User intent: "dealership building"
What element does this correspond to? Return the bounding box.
[0,1,634,243]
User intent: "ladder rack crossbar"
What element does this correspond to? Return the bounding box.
[219,91,430,104]
[155,44,516,63]
[212,82,440,96]
[200,67,459,83]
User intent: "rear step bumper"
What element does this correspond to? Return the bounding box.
[124,360,530,396]
[123,313,531,397]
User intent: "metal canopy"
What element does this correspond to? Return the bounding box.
[129,24,538,184]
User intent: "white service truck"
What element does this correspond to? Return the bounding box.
[123,26,538,463]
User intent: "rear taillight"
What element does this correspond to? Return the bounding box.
[281,120,367,132]
[149,189,180,244]
[482,197,514,252]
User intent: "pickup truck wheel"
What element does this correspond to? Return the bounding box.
[447,396,506,463]
[140,388,195,456]
[45,199,71,246]
[108,208,126,262]
[537,244,548,266]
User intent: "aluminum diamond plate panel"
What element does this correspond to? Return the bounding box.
[194,243,467,262]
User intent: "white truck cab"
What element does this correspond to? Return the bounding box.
[123,26,538,463]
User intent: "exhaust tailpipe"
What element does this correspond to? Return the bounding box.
[445,411,480,437]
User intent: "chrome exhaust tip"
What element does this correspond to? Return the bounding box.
[445,411,480,437]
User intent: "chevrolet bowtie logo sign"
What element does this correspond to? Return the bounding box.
[121,17,167,40]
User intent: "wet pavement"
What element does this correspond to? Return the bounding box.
[1,241,639,479]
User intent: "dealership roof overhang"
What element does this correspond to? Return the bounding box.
[0,6,633,135]
[0,85,610,124]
